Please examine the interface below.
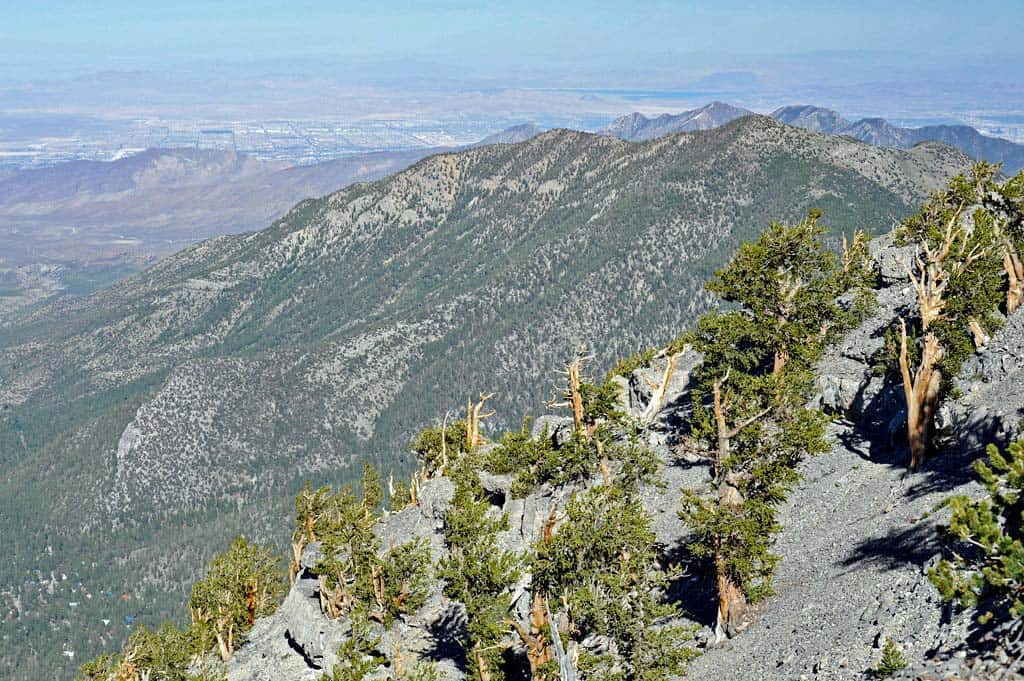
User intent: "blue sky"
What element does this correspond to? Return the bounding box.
[1,1,1021,84]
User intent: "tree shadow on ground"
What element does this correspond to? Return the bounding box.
[423,602,468,668]
[838,371,908,468]
[838,370,992,502]
[839,519,943,573]
[664,538,718,629]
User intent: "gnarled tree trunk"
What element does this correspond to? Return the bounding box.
[899,321,943,470]
[714,476,750,642]
[1006,249,1023,315]
[708,372,767,643]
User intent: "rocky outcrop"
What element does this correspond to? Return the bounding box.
[942,309,1024,453]
[226,348,714,679]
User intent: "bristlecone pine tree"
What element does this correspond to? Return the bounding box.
[437,452,521,681]
[896,164,1023,469]
[929,437,1024,627]
[533,485,698,680]
[680,214,860,643]
[189,536,287,662]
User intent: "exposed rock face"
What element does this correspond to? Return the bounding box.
[942,310,1024,453]
[229,543,344,681]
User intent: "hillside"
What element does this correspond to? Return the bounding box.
[0,126,548,321]
[0,147,441,319]
[0,117,971,679]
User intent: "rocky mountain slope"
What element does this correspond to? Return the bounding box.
[0,147,437,319]
[0,147,436,262]
[0,117,970,679]
[0,126,544,321]
[224,235,1024,681]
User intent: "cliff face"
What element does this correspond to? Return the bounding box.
[225,236,1024,681]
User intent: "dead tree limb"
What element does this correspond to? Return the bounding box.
[548,352,595,437]
[640,350,681,423]
[466,393,495,450]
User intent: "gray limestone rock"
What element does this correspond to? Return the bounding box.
[869,233,915,287]
[228,235,1024,681]
[530,414,575,447]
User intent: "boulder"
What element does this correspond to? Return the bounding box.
[870,234,915,287]
[944,309,1024,451]
[627,348,702,420]
[530,414,575,447]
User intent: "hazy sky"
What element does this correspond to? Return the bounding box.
[2,0,1021,85]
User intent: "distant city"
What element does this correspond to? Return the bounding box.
[0,113,612,170]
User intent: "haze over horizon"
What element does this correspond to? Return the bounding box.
[4,1,1022,84]
[3,2,1023,168]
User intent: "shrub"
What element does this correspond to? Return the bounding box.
[875,638,908,678]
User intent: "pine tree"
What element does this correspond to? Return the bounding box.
[189,536,286,661]
[895,164,1020,468]
[929,438,1024,627]
[437,455,521,681]
[679,215,847,642]
[875,638,908,678]
[532,485,697,680]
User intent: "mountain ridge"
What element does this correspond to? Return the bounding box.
[604,103,1024,173]
[600,101,754,140]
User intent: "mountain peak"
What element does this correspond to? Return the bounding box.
[476,123,546,146]
[770,105,851,133]
[601,101,754,141]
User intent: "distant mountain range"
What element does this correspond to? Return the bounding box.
[477,122,546,145]
[603,102,1024,173]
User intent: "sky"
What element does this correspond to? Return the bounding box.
[2,0,1022,85]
